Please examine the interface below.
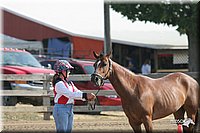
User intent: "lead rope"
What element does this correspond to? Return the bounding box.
[88,58,112,110]
[87,88,100,110]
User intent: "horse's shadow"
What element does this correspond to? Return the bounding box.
[75,112,125,117]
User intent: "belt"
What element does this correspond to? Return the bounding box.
[54,103,73,105]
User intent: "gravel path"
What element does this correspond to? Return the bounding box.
[1,103,178,133]
[2,111,178,133]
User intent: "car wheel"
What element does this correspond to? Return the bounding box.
[3,81,18,106]
[18,97,42,106]
[3,96,18,106]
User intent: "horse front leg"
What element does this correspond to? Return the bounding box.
[128,119,142,133]
[142,115,153,133]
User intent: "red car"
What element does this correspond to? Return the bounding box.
[1,48,55,106]
[40,58,122,106]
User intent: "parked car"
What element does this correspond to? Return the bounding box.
[1,48,55,106]
[40,58,122,107]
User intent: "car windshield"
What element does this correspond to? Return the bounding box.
[2,51,42,68]
[84,65,94,74]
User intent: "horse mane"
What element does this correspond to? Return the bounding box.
[108,59,139,99]
[111,59,136,81]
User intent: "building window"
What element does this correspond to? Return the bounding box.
[157,51,188,71]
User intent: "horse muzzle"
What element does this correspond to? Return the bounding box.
[91,73,104,86]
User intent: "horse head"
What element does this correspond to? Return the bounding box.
[91,51,112,86]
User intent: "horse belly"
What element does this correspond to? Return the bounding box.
[152,107,176,120]
[152,92,185,120]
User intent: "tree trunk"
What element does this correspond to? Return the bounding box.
[187,24,200,133]
[187,32,199,72]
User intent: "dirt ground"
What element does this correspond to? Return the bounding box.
[1,104,178,133]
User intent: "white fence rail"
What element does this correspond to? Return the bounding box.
[1,72,199,120]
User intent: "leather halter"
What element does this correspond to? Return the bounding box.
[91,58,112,86]
[89,58,112,110]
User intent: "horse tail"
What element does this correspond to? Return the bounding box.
[198,81,200,107]
[194,84,200,132]
[195,107,200,132]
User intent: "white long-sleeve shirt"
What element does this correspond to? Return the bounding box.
[141,64,151,74]
[54,80,85,104]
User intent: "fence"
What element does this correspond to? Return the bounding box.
[1,72,199,121]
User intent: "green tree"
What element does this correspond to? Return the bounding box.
[111,3,199,72]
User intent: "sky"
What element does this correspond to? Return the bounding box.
[0,0,190,47]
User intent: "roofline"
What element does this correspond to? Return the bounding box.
[3,7,188,50]
[3,7,105,40]
[112,39,188,50]
[3,8,74,36]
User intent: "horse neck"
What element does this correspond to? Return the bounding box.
[108,61,137,98]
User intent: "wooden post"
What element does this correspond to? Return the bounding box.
[104,3,112,55]
[43,74,51,120]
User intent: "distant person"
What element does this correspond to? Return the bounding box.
[126,56,138,73]
[52,60,96,133]
[141,59,151,74]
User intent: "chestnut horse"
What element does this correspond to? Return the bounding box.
[91,52,199,133]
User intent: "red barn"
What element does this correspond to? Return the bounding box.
[2,0,105,59]
[2,1,188,72]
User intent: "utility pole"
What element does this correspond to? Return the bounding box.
[104,2,112,55]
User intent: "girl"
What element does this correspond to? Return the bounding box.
[52,60,96,133]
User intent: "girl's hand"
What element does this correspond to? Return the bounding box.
[87,93,96,101]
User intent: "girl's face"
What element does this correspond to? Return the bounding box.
[61,70,70,79]
[66,69,70,76]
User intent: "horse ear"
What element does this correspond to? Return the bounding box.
[93,51,99,59]
[106,51,112,58]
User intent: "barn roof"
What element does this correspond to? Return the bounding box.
[1,0,188,49]
[2,34,43,50]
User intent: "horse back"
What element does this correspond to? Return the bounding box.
[136,72,199,119]
[137,72,199,98]
[174,72,199,99]
[158,72,199,103]
[163,73,199,111]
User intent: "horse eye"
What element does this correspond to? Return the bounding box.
[102,62,107,67]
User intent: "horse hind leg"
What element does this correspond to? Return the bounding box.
[184,105,198,133]
[173,106,187,133]
[194,109,200,132]
[173,106,185,125]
